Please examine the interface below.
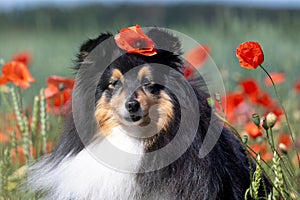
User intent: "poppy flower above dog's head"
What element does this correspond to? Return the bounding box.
[0,61,35,89]
[115,24,157,56]
[236,41,264,69]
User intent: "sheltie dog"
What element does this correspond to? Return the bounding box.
[28,28,264,200]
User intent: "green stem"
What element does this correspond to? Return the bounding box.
[265,129,295,181]
[269,128,275,151]
[214,111,298,195]
[259,64,300,168]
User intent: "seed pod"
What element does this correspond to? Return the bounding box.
[252,113,260,127]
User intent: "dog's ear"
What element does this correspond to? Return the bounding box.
[76,33,113,64]
[147,28,182,55]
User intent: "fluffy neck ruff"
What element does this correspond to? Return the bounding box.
[28,126,153,200]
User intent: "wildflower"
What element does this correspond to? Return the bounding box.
[45,76,75,99]
[251,143,266,155]
[222,92,245,123]
[252,91,274,107]
[240,78,260,97]
[0,61,35,89]
[115,24,157,56]
[294,79,300,92]
[245,122,262,139]
[277,134,292,149]
[183,67,193,79]
[11,51,32,66]
[250,143,272,161]
[0,132,10,142]
[239,78,275,107]
[264,72,285,86]
[184,45,210,78]
[236,41,264,69]
[185,45,210,68]
[45,76,74,115]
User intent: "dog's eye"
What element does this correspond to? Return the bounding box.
[108,80,121,89]
[141,77,152,86]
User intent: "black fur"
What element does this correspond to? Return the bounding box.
[46,28,269,199]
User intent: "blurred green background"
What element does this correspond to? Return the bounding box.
[0,2,300,103]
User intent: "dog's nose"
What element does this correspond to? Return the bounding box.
[125,100,140,113]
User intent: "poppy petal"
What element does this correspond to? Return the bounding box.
[115,24,157,56]
[185,45,210,68]
[236,41,264,69]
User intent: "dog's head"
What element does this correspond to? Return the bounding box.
[76,28,184,142]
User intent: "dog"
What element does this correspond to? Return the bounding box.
[28,27,264,200]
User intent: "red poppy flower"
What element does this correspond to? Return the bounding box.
[221,92,245,123]
[0,76,8,85]
[11,51,32,66]
[48,91,72,115]
[250,143,267,155]
[240,78,260,97]
[261,152,273,161]
[183,67,193,78]
[278,134,292,149]
[0,61,35,89]
[236,41,264,69]
[115,24,157,56]
[264,72,285,86]
[251,91,274,107]
[45,76,75,99]
[185,45,210,68]
[224,92,244,111]
[45,76,74,115]
[294,79,300,92]
[0,132,10,143]
[244,122,262,139]
[266,106,283,118]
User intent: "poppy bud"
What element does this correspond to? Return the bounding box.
[252,113,260,127]
[266,112,277,129]
[242,134,248,144]
[262,117,269,130]
[279,143,288,154]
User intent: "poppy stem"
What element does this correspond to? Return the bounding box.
[214,111,287,197]
[259,64,300,169]
[269,128,276,151]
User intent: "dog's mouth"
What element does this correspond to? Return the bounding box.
[123,113,150,126]
[125,114,142,122]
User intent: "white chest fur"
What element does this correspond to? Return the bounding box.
[29,127,146,200]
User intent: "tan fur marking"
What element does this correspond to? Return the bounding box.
[144,91,174,150]
[138,66,152,81]
[111,69,123,81]
[157,91,174,132]
[95,93,119,136]
[109,69,124,89]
